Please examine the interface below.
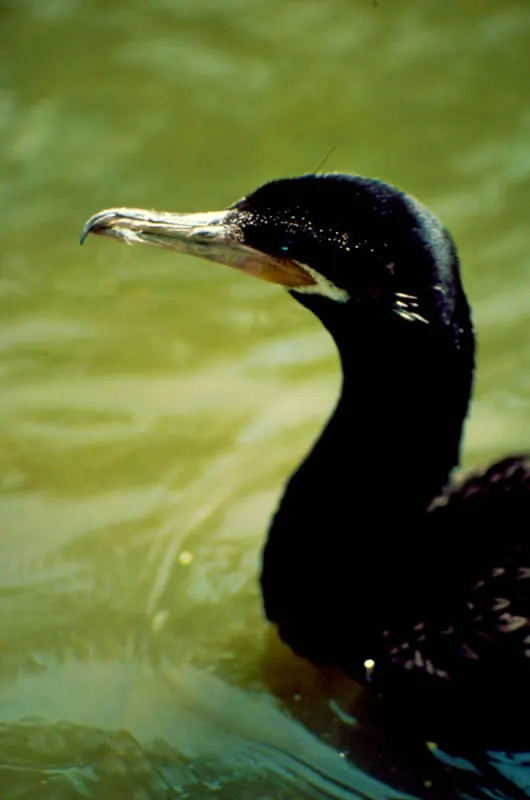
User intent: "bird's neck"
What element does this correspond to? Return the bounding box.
[261,299,474,667]
[330,332,467,508]
[272,301,474,537]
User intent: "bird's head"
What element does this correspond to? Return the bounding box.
[81,173,467,341]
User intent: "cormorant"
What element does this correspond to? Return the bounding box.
[81,174,530,745]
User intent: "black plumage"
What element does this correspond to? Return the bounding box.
[82,173,530,745]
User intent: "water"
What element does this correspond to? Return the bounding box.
[1,0,530,797]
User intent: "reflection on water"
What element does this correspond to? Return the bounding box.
[0,663,417,800]
[2,0,530,797]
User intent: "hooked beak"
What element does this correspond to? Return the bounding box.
[80,206,316,289]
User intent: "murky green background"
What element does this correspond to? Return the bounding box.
[1,1,530,797]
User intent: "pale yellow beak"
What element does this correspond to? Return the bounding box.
[81,206,316,289]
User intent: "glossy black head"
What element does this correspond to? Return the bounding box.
[228,173,465,336]
[81,171,472,357]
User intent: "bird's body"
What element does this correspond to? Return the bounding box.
[82,173,530,745]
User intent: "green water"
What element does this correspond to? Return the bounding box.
[1,1,530,797]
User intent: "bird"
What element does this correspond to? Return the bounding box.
[81,173,530,746]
